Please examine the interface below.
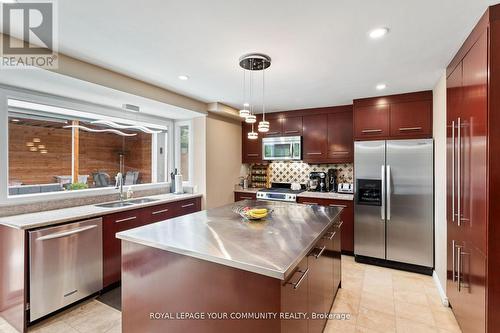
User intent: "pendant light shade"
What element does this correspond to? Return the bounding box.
[248,130,258,140]
[258,120,269,132]
[245,114,256,124]
[239,109,250,118]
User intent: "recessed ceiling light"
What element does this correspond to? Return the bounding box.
[178,75,189,81]
[243,103,250,107]
[376,83,387,90]
[369,27,389,39]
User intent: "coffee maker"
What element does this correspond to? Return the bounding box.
[309,172,328,192]
[328,168,337,192]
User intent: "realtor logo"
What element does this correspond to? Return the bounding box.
[1,1,58,69]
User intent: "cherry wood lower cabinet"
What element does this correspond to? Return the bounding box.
[297,197,354,254]
[234,192,257,201]
[121,221,342,333]
[103,197,202,287]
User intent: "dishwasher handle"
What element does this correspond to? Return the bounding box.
[37,225,98,241]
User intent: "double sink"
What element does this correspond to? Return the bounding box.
[95,197,159,208]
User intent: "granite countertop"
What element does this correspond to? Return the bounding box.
[116,200,342,280]
[233,187,262,194]
[297,191,354,201]
[0,193,203,230]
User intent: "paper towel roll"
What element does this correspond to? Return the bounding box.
[174,174,183,194]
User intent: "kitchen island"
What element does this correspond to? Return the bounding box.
[117,200,343,333]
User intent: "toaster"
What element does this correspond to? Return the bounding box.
[337,183,354,194]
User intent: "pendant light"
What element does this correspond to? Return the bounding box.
[258,64,269,133]
[239,69,250,118]
[239,53,272,137]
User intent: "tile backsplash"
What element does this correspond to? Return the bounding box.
[263,161,353,184]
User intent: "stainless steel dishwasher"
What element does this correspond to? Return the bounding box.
[29,218,103,321]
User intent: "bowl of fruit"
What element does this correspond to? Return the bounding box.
[234,206,271,221]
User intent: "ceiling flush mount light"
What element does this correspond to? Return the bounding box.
[239,53,272,136]
[178,75,189,80]
[376,83,387,90]
[369,27,389,39]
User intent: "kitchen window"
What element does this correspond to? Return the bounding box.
[5,98,170,197]
[174,120,192,183]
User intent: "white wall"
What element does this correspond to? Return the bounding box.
[433,71,448,304]
[205,113,242,209]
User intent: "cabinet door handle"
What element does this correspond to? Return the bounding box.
[114,216,137,223]
[247,153,259,157]
[312,245,327,259]
[457,117,461,226]
[152,208,169,215]
[181,203,195,208]
[301,201,318,205]
[284,130,300,134]
[330,151,349,155]
[362,129,382,133]
[288,268,309,290]
[306,152,322,155]
[323,231,336,240]
[399,127,422,131]
[337,220,344,228]
[452,240,456,282]
[451,120,455,222]
[240,196,254,199]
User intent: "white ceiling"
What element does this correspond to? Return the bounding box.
[19,0,500,112]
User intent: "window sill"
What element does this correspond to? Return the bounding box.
[1,182,171,206]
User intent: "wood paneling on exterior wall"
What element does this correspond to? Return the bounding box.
[9,124,152,186]
[8,124,72,185]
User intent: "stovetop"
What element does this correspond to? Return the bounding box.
[258,187,305,194]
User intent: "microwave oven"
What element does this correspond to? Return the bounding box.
[262,136,301,161]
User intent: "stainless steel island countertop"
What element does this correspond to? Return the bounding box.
[116,200,342,280]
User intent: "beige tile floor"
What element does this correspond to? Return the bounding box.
[325,255,462,333]
[0,255,461,333]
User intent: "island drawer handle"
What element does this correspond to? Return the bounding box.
[114,216,137,223]
[362,129,383,133]
[329,204,347,208]
[152,208,169,215]
[323,231,336,240]
[312,245,327,259]
[399,127,422,131]
[289,268,309,290]
[302,202,318,205]
[337,220,344,228]
[182,203,195,208]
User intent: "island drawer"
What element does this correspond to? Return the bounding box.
[234,192,257,201]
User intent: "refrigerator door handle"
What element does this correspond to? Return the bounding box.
[386,165,391,221]
[381,165,385,220]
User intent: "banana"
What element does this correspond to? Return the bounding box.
[250,208,268,215]
[248,210,268,219]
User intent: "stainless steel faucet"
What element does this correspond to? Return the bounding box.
[116,172,125,201]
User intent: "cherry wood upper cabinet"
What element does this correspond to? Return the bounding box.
[264,117,284,137]
[327,110,353,162]
[302,114,328,163]
[390,101,432,138]
[354,91,432,140]
[283,116,303,136]
[242,121,262,163]
[353,104,389,139]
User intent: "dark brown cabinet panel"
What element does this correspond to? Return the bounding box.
[264,117,284,137]
[297,197,354,253]
[242,121,262,163]
[327,111,353,162]
[283,116,303,136]
[103,197,202,288]
[103,208,147,287]
[390,101,432,138]
[281,257,309,333]
[353,104,389,139]
[303,114,328,162]
[234,192,257,201]
[307,238,331,333]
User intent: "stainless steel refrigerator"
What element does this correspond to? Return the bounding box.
[354,139,433,269]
